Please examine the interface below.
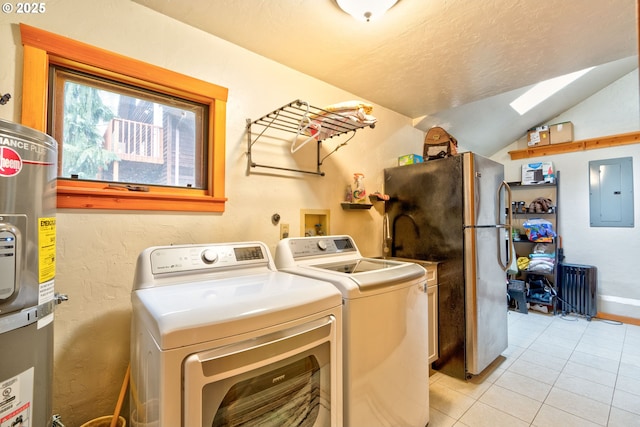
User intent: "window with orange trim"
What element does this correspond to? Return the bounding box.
[20,24,228,212]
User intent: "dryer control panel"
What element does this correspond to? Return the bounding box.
[150,244,266,274]
[133,242,273,289]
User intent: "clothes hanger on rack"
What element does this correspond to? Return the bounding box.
[291,102,321,154]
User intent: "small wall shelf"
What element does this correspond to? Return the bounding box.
[341,203,373,210]
[508,131,640,160]
[246,99,375,176]
[507,181,556,188]
[301,209,330,236]
[368,193,389,203]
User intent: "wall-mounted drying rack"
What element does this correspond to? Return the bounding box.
[246,99,375,176]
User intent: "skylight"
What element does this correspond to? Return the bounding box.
[510,66,595,115]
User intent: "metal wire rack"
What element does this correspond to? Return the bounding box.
[246,99,375,176]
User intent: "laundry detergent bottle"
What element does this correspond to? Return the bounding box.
[352,173,366,203]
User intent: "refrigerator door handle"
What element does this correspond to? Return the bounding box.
[497,181,513,272]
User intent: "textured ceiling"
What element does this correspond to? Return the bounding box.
[133,0,638,155]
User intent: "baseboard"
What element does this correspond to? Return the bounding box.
[596,311,640,327]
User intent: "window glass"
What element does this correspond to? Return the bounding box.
[50,67,207,189]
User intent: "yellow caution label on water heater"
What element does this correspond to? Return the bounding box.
[38,217,56,283]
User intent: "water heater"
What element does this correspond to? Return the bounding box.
[0,119,60,427]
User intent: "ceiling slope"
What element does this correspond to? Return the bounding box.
[133,0,638,155]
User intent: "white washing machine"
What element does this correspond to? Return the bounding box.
[275,235,430,427]
[130,241,343,427]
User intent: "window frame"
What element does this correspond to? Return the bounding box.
[20,24,228,212]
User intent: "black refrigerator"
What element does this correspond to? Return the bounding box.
[384,152,511,380]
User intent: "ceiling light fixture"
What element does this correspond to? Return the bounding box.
[509,66,595,115]
[336,0,399,22]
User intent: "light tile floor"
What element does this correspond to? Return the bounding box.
[428,310,640,426]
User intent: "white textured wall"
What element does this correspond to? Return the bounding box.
[492,70,640,321]
[2,1,639,425]
[0,1,423,425]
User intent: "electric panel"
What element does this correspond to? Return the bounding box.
[589,157,634,227]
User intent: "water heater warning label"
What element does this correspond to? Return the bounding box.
[0,367,33,427]
[38,217,56,283]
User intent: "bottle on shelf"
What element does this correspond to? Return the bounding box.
[352,173,366,203]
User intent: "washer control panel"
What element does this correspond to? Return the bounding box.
[148,242,267,275]
[287,235,358,259]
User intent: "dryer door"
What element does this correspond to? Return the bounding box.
[183,315,339,427]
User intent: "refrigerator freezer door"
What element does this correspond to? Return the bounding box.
[463,153,507,228]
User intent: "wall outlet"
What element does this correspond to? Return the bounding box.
[280,223,290,239]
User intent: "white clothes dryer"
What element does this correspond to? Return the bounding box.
[275,235,430,427]
[130,241,343,427]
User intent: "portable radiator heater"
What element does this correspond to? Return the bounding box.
[557,263,597,320]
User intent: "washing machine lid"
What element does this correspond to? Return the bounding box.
[275,236,426,294]
[292,259,426,294]
[132,271,341,350]
[312,258,404,274]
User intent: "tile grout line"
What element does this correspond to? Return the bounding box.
[429,312,636,426]
[538,315,625,426]
[606,319,628,426]
[515,313,603,426]
[525,314,563,426]
[488,312,556,426]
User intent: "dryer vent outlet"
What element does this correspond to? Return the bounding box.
[280,224,289,239]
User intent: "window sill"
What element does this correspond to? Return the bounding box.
[57,180,226,212]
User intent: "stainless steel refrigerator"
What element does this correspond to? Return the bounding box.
[384,152,511,380]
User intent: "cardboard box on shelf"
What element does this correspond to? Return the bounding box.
[527,126,550,147]
[522,162,554,185]
[549,122,574,144]
[398,154,423,166]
